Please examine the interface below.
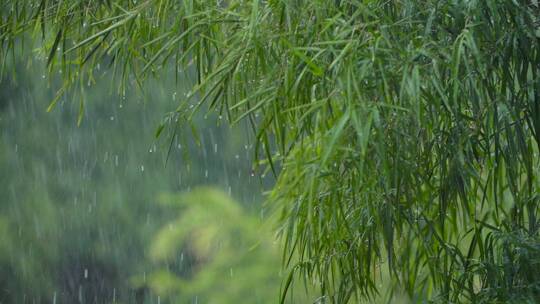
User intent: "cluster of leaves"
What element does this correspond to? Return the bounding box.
[141,187,290,303]
[2,0,540,302]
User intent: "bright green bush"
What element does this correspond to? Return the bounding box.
[141,187,288,303]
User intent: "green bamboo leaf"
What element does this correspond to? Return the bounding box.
[66,14,135,53]
[155,123,165,139]
[46,28,62,67]
[46,85,66,112]
[77,97,84,127]
[321,110,350,166]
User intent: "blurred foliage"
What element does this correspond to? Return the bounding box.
[0,60,282,303]
[139,187,286,303]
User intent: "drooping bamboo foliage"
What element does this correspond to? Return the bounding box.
[2,0,540,302]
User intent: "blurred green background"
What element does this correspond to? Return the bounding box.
[0,56,296,303]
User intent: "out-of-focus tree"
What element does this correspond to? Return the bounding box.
[136,187,303,303]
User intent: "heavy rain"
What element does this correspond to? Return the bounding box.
[2,1,540,303]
